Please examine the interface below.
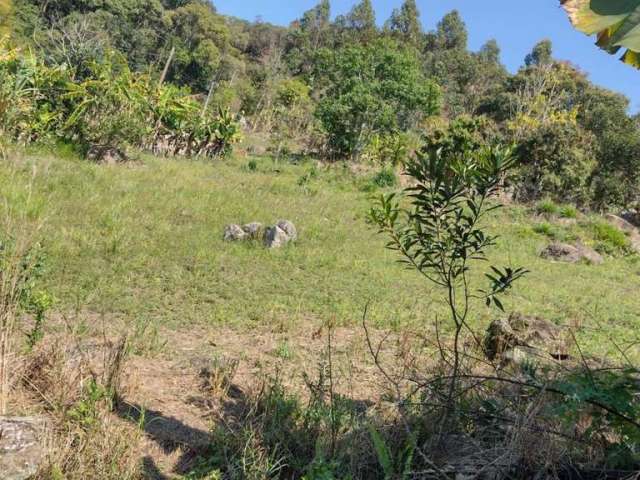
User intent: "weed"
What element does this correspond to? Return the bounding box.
[536,199,560,216]
[247,159,258,172]
[532,222,562,240]
[559,204,578,219]
[371,167,398,189]
[200,354,239,399]
[25,290,54,351]
[273,340,293,360]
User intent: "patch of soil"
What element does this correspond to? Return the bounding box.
[120,324,402,478]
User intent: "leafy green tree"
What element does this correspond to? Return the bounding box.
[168,1,233,90]
[336,0,377,44]
[315,39,440,159]
[479,39,501,65]
[426,10,468,51]
[525,39,553,67]
[286,0,332,75]
[385,0,422,47]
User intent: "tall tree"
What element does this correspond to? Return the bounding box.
[385,0,422,47]
[315,38,440,159]
[299,0,330,49]
[345,0,376,43]
[430,10,467,50]
[525,39,553,67]
[479,39,501,65]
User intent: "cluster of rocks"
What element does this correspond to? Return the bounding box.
[223,220,297,248]
[539,213,640,265]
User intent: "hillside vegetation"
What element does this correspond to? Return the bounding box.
[1,1,640,479]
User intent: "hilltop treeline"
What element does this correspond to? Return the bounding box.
[8,0,640,209]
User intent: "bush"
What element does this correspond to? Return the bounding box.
[371,167,397,188]
[0,43,241,160]
[536,199,560,216]
[315,38,440,160]
[512,113,597,205]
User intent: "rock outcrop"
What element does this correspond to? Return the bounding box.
[0,416,48,480]
[540,242,603,265]
[484,313,569,365]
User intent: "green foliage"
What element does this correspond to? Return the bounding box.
[513,112,597,204]
[68,378,113,428]
[585,220,631,254]
[551,368,640,468]
[370,167,398,189]
[370,135,527,326]
[0,43,240,159]
[525,39,553,67]
[316,38,440,159]
[362,131,415,166]
[24,290,54,350]
[385,0,422,47]
[369,425,416,480]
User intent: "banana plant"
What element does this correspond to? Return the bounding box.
[561,0,640,68]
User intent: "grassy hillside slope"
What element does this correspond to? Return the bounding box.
[2,149,639,358]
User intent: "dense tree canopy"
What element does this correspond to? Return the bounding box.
[7,0,640,209]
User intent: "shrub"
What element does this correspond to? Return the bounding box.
[532,222,561,240]
[559,204,578,219]
[536,199,560,216]
[0,43,241,160]
[371,167,397,188]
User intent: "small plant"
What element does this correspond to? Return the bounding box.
[200,354,239,399]
[24,290,54,351]
[369,425,416,480]
[298,166,319,187]
[274,340,293,360]
[247,159,258,171]
[369,140,527,417]
[371,167,398,189]
[559,204,578,219]
[532,222,563,240]
[536,198,560,216]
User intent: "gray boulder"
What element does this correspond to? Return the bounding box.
[242,222,264,240]
[0,416,47,480]
[264,226,290,248]
[484,313,569,365]
[540,242,603,265]
[276,220,298,242]
[223,224,247,242]
[264,220,297,248]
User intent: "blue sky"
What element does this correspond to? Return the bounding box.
[213,0,640,113]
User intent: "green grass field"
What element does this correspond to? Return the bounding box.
[2,148,639,358]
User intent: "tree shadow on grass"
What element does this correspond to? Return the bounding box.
[116,396,214,478]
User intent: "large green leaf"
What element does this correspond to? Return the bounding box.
[561,0,640,68]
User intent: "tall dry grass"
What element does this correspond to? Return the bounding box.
[0,161,43,414]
